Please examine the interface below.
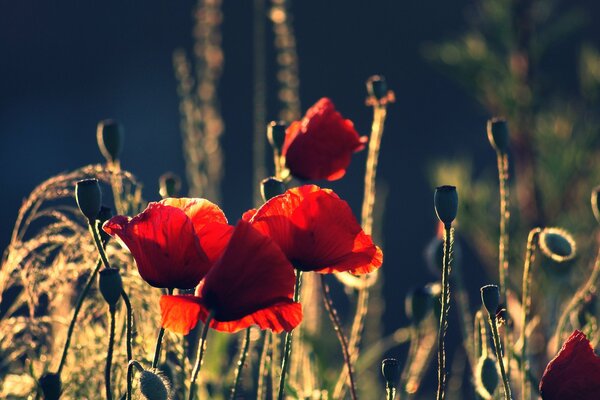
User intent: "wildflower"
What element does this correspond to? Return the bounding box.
[103,198,232,289]
[159,221,302,334]
[246,185,383,274]
[283,98,367,181]
[539,330,600,399]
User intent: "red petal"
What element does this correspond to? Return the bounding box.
[540,330,600,399]
[160,294,204,335]
[196,222,234,264]
[160,198,227,235]
[103,203,210,289]
[242,209,257,222]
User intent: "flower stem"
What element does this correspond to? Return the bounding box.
[386,385,397,400]
[90,220,112,270]
[519,228,541,399]
[188,311,215,400]
[320,276,357,400]
[256,331,271,400]
[105,306,116,400]
[277,271,302,400]
[230,328,252,400]
[121,290,133,399]
[152,288,174,369]
[56,257,102,375]
[489,314,512,400]
[127,361,144,400]
[436,226,454,400]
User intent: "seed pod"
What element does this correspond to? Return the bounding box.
[366,75,388,100]
[434,185,458,227]
[480,284,500,316]
[267,121,287,152]
[139,369,170,400]
[99,269,123,309]
[97,119,124,163]
[475,356,500,399]
[539,227,576,263]
[381,358,401,389]
[76,179,102,222]
[487,118,509,154]
[159,172,181,199]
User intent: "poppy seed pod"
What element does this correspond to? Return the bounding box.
[97,206,114,243]
[99,269,123,309]
[434,185,458,227]
[405,286,433,324]
[139,370,170,400]
[480,284,500,316]
[39,373,61,400]
[97,119,124,163]
[76,179,102,222]
[267,121,287,152]
[591,186,600,225]
[381,358,401,388]
[159,172,181,199]
[487,118,510,154]
[260,177,286,202]
[475,356,499,399]
[539,228,576,262]
[366,75,388,100]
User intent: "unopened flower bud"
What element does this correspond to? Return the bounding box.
[434,185,458,227]
[97,206,114,243]
[159,172,181,199]
[480,284,500,316]
[539,227,576,262]
[97,119,124,163]
[405,287,432,324]
[261,177,286,202]
[381,358,401,389]
[475,356,499,399]
[139,370,170,400]
[76,179,102,222]
[592,186,600,225]
[366,75,388,100]
[99,269,122,310]
[487,118,509,154]
[267,121,287,152]
[39,372,61,400]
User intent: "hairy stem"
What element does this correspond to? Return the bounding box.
[90,220,112,270]
[122,290,133,399]
[490,315,512,400]
[105,306,116,400]
[188,312,215,400]
[127,361,144,400]
[256,331,271,400]
[436,226,454,400]
[152,288,174,368]
[230,328,252,400]
[277,271,302,400]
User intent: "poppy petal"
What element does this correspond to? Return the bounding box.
[160,294,204,335]
[160,197,227,235]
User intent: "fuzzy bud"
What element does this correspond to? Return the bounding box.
[99,269,122,310]
[480,284,500,316]
[159,172,181,199]
[39,373,61,400]
[97,119,124,163]
[381,358,401,389]
[267,121,287,152]
[260,177,286,202]
[76,179,102,222]
[139,370,170,400]
[475,356,500,399]
[366,75,388,100]
[487,118,509,154]
[434,185,458,227]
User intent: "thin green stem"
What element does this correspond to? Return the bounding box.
[152,288,174,369]
[490,316,512,400]
[277,271,302,400]
[105,306,117,400]
[386,385,397,400]
[57,258,102,375]
[230,328,252,400]
[320,276,357,400]
[436,226,453,400]
[122,290,133,399]
[188,312,215,400]
[90,220,112,270]
[520,228,541,399]
[400,326,419,396]
[127,361,144,400]
[256,331,270,400]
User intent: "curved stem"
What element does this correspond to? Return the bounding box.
[122,290,133,399]
[277,271,302,400]
[127,361,144,400]
[400,326,419,396]
[519,228,541,399]
[436,226,454,400]
[188,312,215,400]
[90,220,112,270]
[320,276,357,400]
[230,328,252,400]
[152,288,174,368]
[57,258,102,375]
[490,316,512,400]
[105,306,117,400]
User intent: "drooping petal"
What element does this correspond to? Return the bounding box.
[160,294,204,335]
[160,197,227,236]
[539,330,600,399]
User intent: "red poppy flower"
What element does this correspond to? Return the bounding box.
[103,198,232,290]
[159,220,302,334]
[246,185,383,274]
[282,98,368,181]
[539,330,600,399]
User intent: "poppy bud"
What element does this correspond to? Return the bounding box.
[592,186,600,225]
[434,185,458,227]
[99,269,122,310]
[39,373,61,400]
[267,121,287,152]
[405,286,433,324]
[159,172,181,199]
[260,177,286,202]
[97,119,124,163]
[76,179,102,222]
[475,356,499,399]
[139,370,170,400]
[539,227,576,263]
[480,284,500,316]
[381,358,401,389]
[97,206,114,243]
[487,118,509,154]
[366,75,388,100]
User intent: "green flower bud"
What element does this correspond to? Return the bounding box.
[487,118,509,154]
[480,284,500,316]
[366,75,388,100]
[97,119,124,163]
[434,185,458,227]
[39,373,61,400]
[592,186,600,225]
[539,227,576,262]
[260,177,286,202]
[76,179,102,222]
[267,121,287,152]
[475,356,499,399]
[159,172,181,199]
[139,370,170,400]
[405,286,433,324]
[381,358,401,388]
[97,206,114,243]
[99,269,122,310]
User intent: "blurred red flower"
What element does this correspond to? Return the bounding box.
[283,98,367,181]
[246,185,383,274]
[103,198,232,290]
[159,221,302,334]
[539,330,600,399]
